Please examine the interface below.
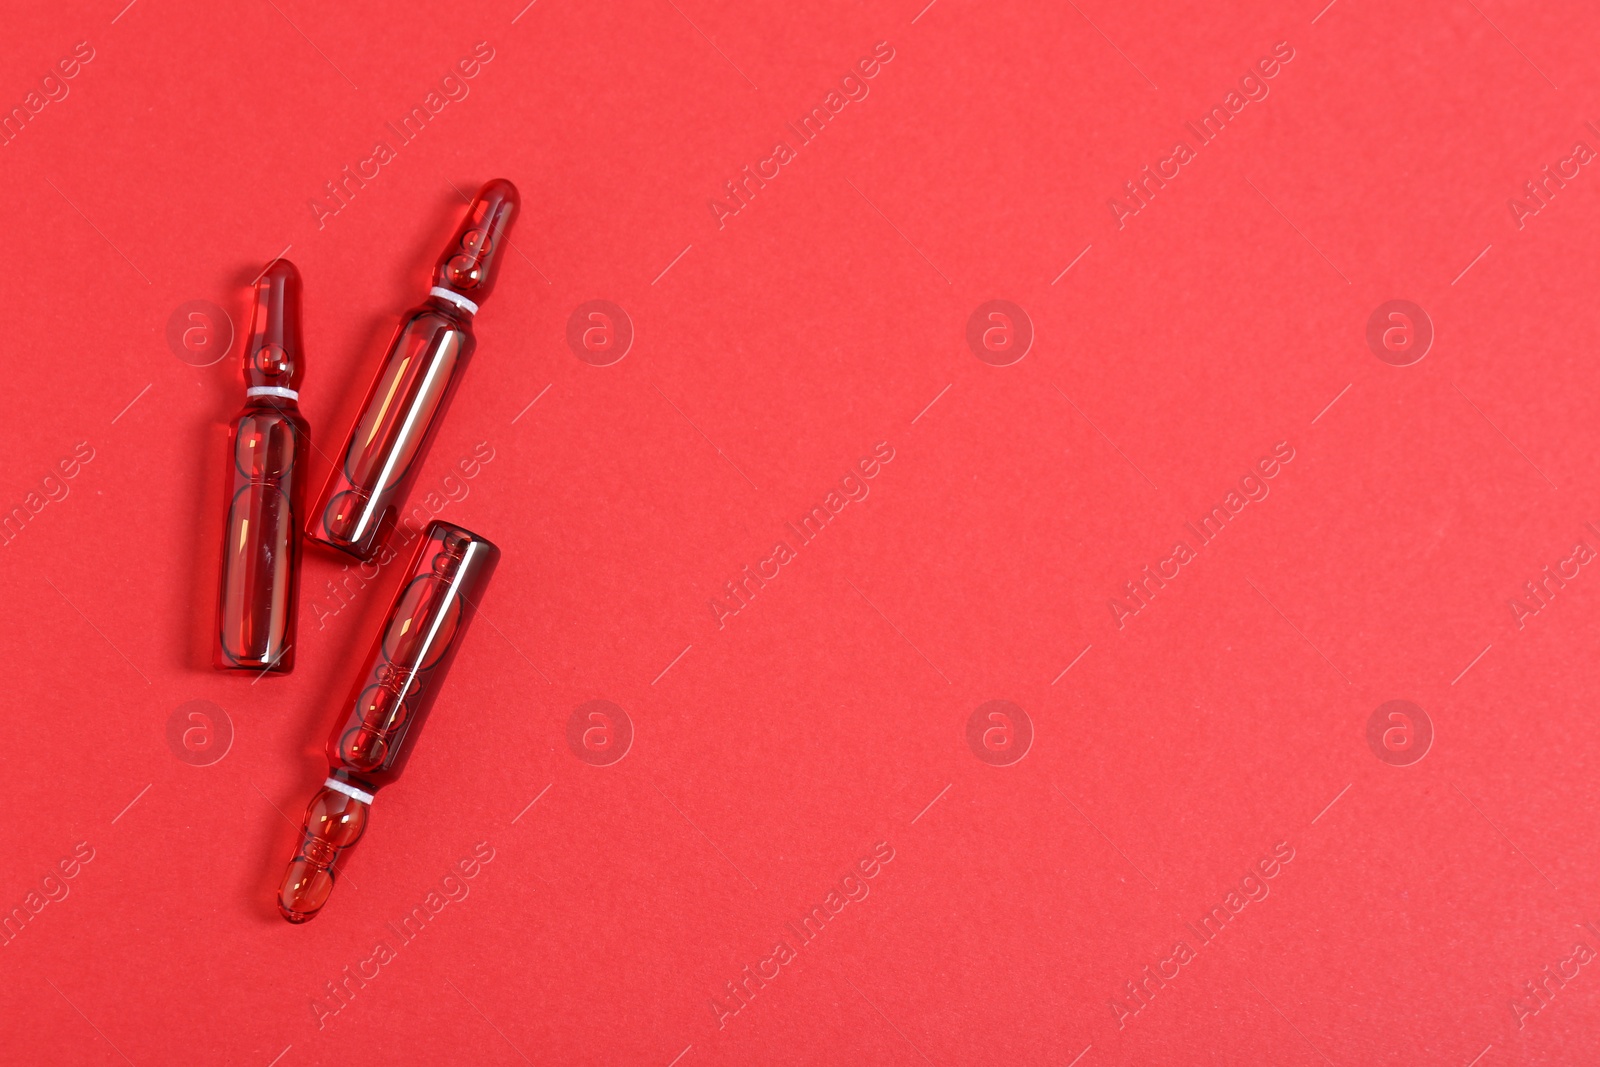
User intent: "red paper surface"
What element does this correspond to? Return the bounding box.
[2,1,1599,1063]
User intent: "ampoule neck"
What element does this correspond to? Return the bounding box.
[423,287,479,323]
[242,386,303,409]
[327,768,382,796]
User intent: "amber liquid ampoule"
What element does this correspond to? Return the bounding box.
[215,260,310,673]
[277,520,499,922]
[306,180,519,560]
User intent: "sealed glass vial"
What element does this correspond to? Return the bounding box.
[215,260,310,673]
[307,180,519,560]
[277,521,499,922]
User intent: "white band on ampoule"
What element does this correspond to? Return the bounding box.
[246,386,300,400]
[429,286,479,315]
[324,778,374,805]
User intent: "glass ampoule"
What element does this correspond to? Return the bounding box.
[215,259,310,673]
[307,180,519,560]
[277,521,500,922]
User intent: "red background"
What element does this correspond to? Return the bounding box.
[2,0,1599,1063]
